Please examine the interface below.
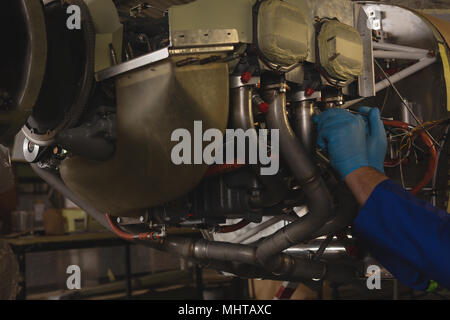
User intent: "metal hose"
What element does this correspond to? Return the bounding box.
[257,87,333,271]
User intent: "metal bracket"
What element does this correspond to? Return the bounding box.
[23,138,42,163]
[357,7,376,97]
[169,46,235,55]
[171,29,240,48]
[291,91,321,102]
[364,6,382,31]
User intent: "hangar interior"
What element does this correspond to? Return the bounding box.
[0,0,449,300]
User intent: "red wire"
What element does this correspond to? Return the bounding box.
[410,131,437,195]
[383,120,437,195]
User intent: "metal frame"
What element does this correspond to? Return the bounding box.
[8,235,133,300]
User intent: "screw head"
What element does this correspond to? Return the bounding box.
[27,141,35,153]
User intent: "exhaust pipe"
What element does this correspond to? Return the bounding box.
[257,84,334,272]
[230,78,288,208]
[32,164,358,283]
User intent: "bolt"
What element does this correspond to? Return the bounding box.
[27,141,35,153]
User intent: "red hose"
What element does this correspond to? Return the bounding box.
[383,120,437,195]
[105,214,161,241]
[217,219,251,233]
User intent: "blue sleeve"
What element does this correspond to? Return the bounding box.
[353,179,450,290]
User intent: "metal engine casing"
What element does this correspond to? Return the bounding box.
[60,58,229,217]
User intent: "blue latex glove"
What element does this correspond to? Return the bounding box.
[358,107,388,174]
[314,108,369,179]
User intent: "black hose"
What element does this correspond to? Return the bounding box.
[256,87,333,271]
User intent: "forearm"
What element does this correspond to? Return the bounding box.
[352,178,450,290]
[314,108,450,289]
[344,166,389,206]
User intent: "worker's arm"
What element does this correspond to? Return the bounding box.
[346,167,450,290]
[314,108,450,290]
[344,166,388,205]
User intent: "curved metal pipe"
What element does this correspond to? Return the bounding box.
[230,85,255,134]
[31,163,329,280]
[257,87,333,271]
[233,215,285,244]
[312,183,358,238]
[158,237,358,284]
[153,236,328,280]
[32,164,353,283]
[230,84,288,208]
[293,100,315,155]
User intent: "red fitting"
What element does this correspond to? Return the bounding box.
[106,213,159,242]
[253,93,269,113]
[241,71,252,84]
[258,102,270,113]
[138,233,150,241]
[305,88,315,97]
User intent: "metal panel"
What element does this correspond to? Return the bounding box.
[96,47,170,81]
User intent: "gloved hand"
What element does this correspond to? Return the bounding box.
[314,108,369,179]
[358,107,388,173]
